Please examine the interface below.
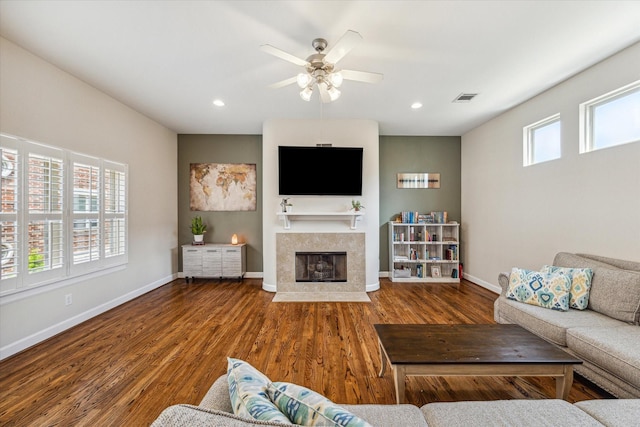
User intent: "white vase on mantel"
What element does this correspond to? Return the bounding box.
[193,234,204,243]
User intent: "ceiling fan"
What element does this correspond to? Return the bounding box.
[261,30,383,103]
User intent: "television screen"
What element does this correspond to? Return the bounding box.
[278,146,363,196]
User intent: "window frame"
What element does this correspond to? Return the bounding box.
[580,80,640,153]
[522,113,561,166]
[0,133,128,297]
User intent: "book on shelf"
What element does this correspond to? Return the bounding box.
[398,211,450,224]
[400,211,419,223]
[430,211,448,224]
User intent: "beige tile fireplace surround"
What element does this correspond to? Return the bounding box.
[273,232,370,302]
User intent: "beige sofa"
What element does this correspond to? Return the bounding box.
[151,375,640,426]
[495,252,640,398]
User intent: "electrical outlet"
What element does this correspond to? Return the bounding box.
[65,294,72,306]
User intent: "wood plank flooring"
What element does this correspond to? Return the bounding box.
[0,278,611,426]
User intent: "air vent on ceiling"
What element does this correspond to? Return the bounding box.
[453,93,478,103]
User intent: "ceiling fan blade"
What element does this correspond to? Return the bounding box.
[268,76,298,89]
[324,30,362,64]
[318,84,331,103]
[260,44,308,67]
[340,69,384,84]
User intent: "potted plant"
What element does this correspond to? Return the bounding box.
[280,198,293,213]
[351,200,364,212]
[191,216,207,243]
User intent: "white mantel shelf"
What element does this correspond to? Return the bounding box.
[277,211,364,230]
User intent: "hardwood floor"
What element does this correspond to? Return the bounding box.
[0,278,610,426]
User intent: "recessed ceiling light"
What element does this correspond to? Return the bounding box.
[411,102,423,109]
[213,99,225,107]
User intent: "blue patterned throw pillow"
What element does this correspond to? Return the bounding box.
[507,267,572,311]
[227,357,292,424]
[267,381,372,427]
[541,265,593,310]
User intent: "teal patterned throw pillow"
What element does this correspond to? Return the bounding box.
[227,358,292,424]
[506,267,572,311]
[267,381,373,427]
[541,265,593,310]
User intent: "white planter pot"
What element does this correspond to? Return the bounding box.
[193,234,204,243]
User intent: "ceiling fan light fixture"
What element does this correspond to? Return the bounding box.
[329,72,343,88]
[327,86,341,101]
[297,73,312,88]
[300,86,313,101]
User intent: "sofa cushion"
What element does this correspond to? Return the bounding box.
[552,252,640,324]
[553,252,619,270]
[574,399,640,427]
[507,268,572,311]
[542,265,593,310]
[588,268,640,324]
[342,404,428,427]
[267,381,372,427]
[566,326,640,390]
[227,358,292,424]
[577,253,640,272]
[495,296,623,346]
[420,400,604,427]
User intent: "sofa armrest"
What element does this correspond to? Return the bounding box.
[152,404,291,427]
[498,272,510,296]
[199,374,233,413]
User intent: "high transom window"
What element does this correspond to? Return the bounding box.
[523,114,561,166]
[580,80,640,153]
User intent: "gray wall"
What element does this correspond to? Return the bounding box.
[379,136,461,271]
[178,134,263,272]
[177,134,462,274]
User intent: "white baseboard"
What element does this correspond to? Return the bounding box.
[463,273,500,294]
[262,282,276,292]
[0,273,177,361]
[244,272,263,279]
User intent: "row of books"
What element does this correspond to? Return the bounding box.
[399,211,448,224]
[445,245,458,261]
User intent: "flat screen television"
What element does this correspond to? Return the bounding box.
[278,146,363,196]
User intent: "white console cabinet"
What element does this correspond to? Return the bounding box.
[182,243,246,281]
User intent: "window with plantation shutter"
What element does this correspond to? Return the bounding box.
[104,165,126,259]
[1,138,19,293]
[72,159,101,266]
[0,133,128,297]
[26,151,64,282]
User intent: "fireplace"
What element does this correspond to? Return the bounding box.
[295,252,347,282]
[275,233,365,294]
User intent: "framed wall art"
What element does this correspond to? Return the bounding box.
[190,163,257,211]
[397,173,440,189]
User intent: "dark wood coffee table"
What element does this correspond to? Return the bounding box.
[374,324,582,404]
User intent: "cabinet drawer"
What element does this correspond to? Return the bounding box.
[223,266,242,276]
[184,266,203,276]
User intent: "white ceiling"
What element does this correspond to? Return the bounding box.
[1,1,639,136]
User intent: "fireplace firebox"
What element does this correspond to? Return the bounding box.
[295,252,347,282]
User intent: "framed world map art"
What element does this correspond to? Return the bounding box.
[190,163,257,211]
